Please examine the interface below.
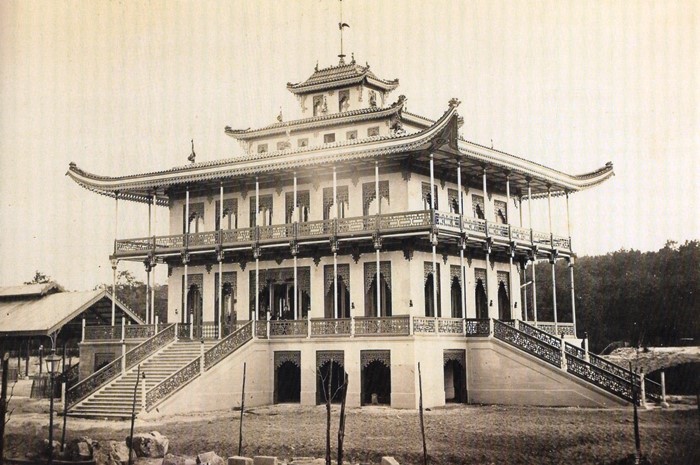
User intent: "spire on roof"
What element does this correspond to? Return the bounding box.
[338,0,350,65]
[188,139,196,163]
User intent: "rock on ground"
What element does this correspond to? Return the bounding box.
[162,453,197,465]
[127,431,169,458]
[93,440,137,465]
[197,451,225,465]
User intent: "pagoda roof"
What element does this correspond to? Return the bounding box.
[67,99,614,204]
[287,60,399,95]
[225,97,406,140]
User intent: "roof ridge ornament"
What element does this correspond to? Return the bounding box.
[448,97,461,108]
[188,139,196,163]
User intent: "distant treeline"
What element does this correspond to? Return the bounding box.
[526,240,699,353]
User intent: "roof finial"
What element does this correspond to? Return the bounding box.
[338,0,350,65]
[188,139,196,163]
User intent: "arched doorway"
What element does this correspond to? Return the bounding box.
[361,351,391,406]
[475,279,488,319]
[317,359,345,404]
[424,273,439,317]
[365,269,392,317]
[450,276,463,318]
[187,284,203,338]
[498,282,510,320]
[325,276,351,319]
[274,352,301,403]
[443,358,467,403]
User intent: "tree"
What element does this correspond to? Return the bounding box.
[24,270,51,284]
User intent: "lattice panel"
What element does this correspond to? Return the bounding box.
[497,271,510,297]
[317,350,345,369]
[215,272,237,297]
[285,191,310,216]
[364,261,392,291]
[494,200,508,223]
[215,199,238,230]
[249,267,311,294]
[472,194,485,219]
[362,181,390,213]
[361,350,390,368]
[474,268,487,291]
[274,351,301,369]
[324,264,350,293]
[185,273,203,291]
[448,188,461,213]
[450,265,462,282]
[188,202,205,219]
[423,262,441,284]
[443,349,466,367]
[250,195,273,215]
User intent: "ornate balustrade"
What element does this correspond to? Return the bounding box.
[114,209,572,259]
[564,341,586,359]
[176,323,191,340]
[587,352,638,383]
[254,320,268,339]
[84,325,122,341]
[353,316,410,336]
[204,322,253,370]
[145,358,201,411]
[63,362,80,389]
[437,318,465,334]
[66,323,176,408]
[464,319,491,336]
[413,317,436,333]
[310,318,352,336]
[269,319,308,337]
[493,320,562,368]
[517,321,562,350]
[524,322,575,337]
[565,354,635,403]
[124,325,157,340]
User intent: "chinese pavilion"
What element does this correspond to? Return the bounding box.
[66,53,648,419]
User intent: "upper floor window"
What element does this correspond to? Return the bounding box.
[285,191,310,223]
[298,138,309,148]
[362,181,390,216]
[422,182,438,210]
[183,202,205,233]
[323,186,349,220]
[494,200,508,224]
[313,95,326,116]
[448,188,461,214]
[257,143,268,154]
[367,126,380,137]
[250,195,273,227]
[472,195,485,220]
[277,141,290,151]
[324,133,336,143]
[339,89,350,112]
[215,199,238,231]
[346,130,358,141]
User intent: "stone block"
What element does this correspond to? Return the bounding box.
[197,451,225,465]
[162,453,197,465]
[381,457,401,465]
[228,457,254,465]
[93,440,137,465]
[127,431,169,458]
[253,456,278,465]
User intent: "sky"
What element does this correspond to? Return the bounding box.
[0,0,697,291]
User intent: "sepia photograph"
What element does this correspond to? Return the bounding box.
[0,1,698,464]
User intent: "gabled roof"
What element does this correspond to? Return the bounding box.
[225,98,405,141]
[0,282,64,298]
[0,289,144,337]
[287,60,399,95]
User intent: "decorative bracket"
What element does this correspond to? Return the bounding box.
[181,252,190,265]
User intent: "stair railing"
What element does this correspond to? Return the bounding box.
[565,353,636,403]
[145,321,254,412]
[493,320,562,368]
[66,323,176,408]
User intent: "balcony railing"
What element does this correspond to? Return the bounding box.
[114,209,572,256]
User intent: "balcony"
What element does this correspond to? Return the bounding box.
[113,210,571,259]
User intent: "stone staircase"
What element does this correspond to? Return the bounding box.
[68,340,218,419]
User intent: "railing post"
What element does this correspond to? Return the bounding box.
[121,317,126,340]
[81,318,86,343]
[488,318,494,336]
[61,381,66,405]
[350,316,355,337]
[434,317,439,335]
[266,311,271,339]
[121,341,126,374]
[189,313,193,339]
[462,318,466,336]
[409,315,414,335]
[560,334,567,370]
[141,370,146,412]
[660,370,669,408]
[307,312,311,339]
[175,323,179,342]
[200,340,205,375]
[583,332,590,363]
[639,369,647,408]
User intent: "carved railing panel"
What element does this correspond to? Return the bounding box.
[258,224,291,241]
[463,217,486,235]
[516,321,562,350]
[125,324,176,370]
[63,362,80,389]
[254,320,268,339]
[269,320,308,337]
[221,228,253,244]
[488,222,510,239]
[297,220,329,238]
[115,237,152,252]
[176,323,191,339]
[187,231,218,247]
[154,234,185,249]
[379,211,432,230]
[84,325,122,341]
[124,325,157,340]
[310,318,351,336]
[587,353,638,382]
[464,319,491,336]
[413,317,436,334]
[494,320,561,368]
[336,217,368,234]
[532,230,551,245]
[564,342,586,359]
[145,358,201,411]
[434,212,461,229]
[354,316,410,336]
[438,318,465,334]
[552,234,571,250]
[66,357,121,407]
[565,355,634,403]
[203,322,253,370]
[511,226,531,242]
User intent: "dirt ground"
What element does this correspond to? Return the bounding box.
[3,399,699,465]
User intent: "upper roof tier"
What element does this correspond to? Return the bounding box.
[286,59,399,95]
[66,100,614,205]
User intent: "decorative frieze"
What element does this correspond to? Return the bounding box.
[361,350,390,368]
[274,351,301,369]
[443,349,466,367]
[317,350,344,369]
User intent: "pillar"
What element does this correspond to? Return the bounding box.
[547,186,558,333]
[660,370,669,408]
[293,172,298,320]
[527,179,537,323]
[430,153,438,317]
[375,160,381,316]
[111,259,118,326]
[457,159,466,317]
[333,166,338,319]
[184,186,190,325]
[151,191,157,323]
[255,177,260,321]
[506,171,515,319]
[218,182,224,338]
